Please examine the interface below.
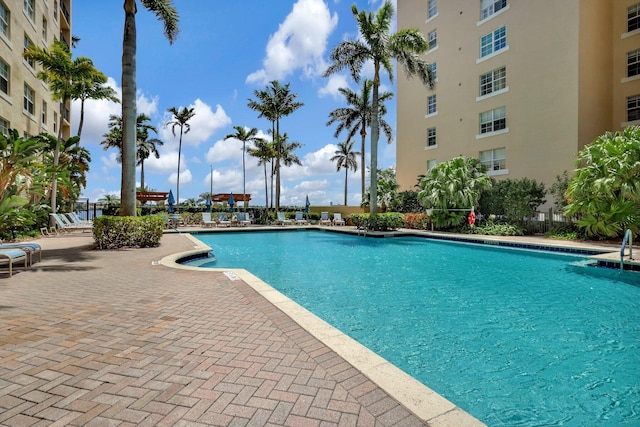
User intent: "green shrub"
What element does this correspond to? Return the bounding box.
[351,212,404,231]
[93,215,164,249]
[465,222,524,236]
[403,213,431,230]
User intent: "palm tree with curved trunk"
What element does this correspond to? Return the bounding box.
[330,140,360,206]
[248,81,303,211]
[324,1,434,213]
[121,0,179,216]
[75,70,119,140]
[165,106,195,213]
[327,79,393,197]
[224,126,264,211]
[247,138,276,209]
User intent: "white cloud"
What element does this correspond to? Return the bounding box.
[318,74,350,100]
[160,99,232,148]
[246,0,338,85]
[168,169,193,186]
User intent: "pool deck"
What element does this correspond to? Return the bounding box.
[0,226,631,426]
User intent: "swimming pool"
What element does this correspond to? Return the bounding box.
[184,230,640,426]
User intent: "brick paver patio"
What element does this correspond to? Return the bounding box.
[0,233,432,426]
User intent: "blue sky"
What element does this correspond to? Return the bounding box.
[72,0,398,207]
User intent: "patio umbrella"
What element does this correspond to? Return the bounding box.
[305,195,310,213]
[167,189,175,214]
[228,192,235,212]
[205,195,212,212]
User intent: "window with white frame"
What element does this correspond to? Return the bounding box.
[0,59,8,95]
[24,34,35,68]
[427,0,437,19]
[23,0,34,21]
[480,106,506,134]
[480,147,506,171]
[428,30,437,50]
[41,100,47,124]
[427,159,437,171]
[0,117,8,135]
[428,62,437,80]
[427,127,436,147]
[481,0,507,20]
[23,84,34,115]
[628,49,640,78]
[479,66,506,96]
[427,94,437,115]
[628,94,640,122]
[0,2,9,39]
[480,26,506,58]
[53,0,58,22]
[629,3,640,32]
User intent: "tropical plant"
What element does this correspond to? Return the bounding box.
[0,130,46,197]
[565,126,640,238]
[224,126,264,211]
[418,156,492,228]
[247,138,276,209]
[165,106,195,213]
[73,66,119,139]
[361,167,399,211]
[330,140,360,206]
[277,133,303,201]
[478,178,546,224]
[550,171,570,212]
[327,80,393,196]
[324,1,434,213]
[120,0,179,216]
[247,80,303,211]
[98,194,121,208]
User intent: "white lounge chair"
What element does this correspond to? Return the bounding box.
[320,212,331,226]
[294,211,308,225]
[201,212,215,228]
[216,213,231,227]
[0,248,28,277]
[235,212,251,226]
[66,212,92,226]
[333,213,345,226]
[50,213,92,232]
[276,212,293,226]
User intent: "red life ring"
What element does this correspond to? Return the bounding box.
[467,212,476,226]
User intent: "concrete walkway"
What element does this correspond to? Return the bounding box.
[0,232,446,426]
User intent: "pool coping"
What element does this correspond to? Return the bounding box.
[159,231,486,426]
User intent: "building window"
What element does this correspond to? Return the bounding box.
[53,0,58,21]
[480,67,506,96]
[481,26,506,58]
[23,0,34,21]
[428,30,437,50]
[480,148,506,171]
[0,59,8,95]
[480,106,506,134]
[41,100,47,124]
[428,62,437,80]
[629,3,640,32]
[629,95,640,122]
[0,2,9,39]
[427,0,437,19]
[628,49,640,78]
[24,34,35,68]
[42,17,47,41]
[427,94,437,115]
[0,117,8,135]
[427,159,437,171]
[427,127,436,147]
[481,0,507,21]
[23,84,34,115]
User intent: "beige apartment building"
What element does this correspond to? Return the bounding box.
[0,0,72,140]
[396,0,640,195]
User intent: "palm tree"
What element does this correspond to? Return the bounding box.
[330,140,360,206]
[165,106,195,213]
[22,40,95,215]
[324,1,434,213]
[74,68,119,139]
[248,81,303,211]
[121,0,179,216]
[224,126,263,211]
[247,138,276,209]
[327,80,393,197]
[0,130,46,198]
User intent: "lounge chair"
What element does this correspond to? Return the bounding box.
[0,248,28,277]
[50,213,93,232]
[0,242,42,265]
[276,212,293,226]
[216,213,231,227]
[201,212,215,228]
[320,212,331,226]
[294,211,308,225]
[66,212,92,226]
[235,212,251,226]
[333,213,345,226]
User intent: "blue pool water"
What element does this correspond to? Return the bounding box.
[185,230,640,426]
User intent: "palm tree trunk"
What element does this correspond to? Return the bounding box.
[360,126,366,198]
[77,98,85,141]
[176,128,183,214]
[275,120,281,212]
[242,141,246,211]
[263,163,268,210]
[121,0,137,216]
[49,110,63,223]
[140,159,145,191]
[370,65,380,214]
[344,167,348,206]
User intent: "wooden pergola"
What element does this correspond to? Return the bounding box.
[136,191,169,203]
[211,193,251,205]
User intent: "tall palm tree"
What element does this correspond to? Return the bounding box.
[248,81,303,211]
[247,138,276,209]
[165,106,195,213]
[74,69,119,139]
[224,126,263,211]
[136,127,164,192]
[22,40,95,215]
[330,140,360,206]
[324,1,434,213]
[121,0,179,216]
[327,79,393,196]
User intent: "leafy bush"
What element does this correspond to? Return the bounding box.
[545,224,584,241]
[350,212,404,231]
[403,213,431,230]
[465,222,524,236]
[93,215,164,249]
[478,177,546,223]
